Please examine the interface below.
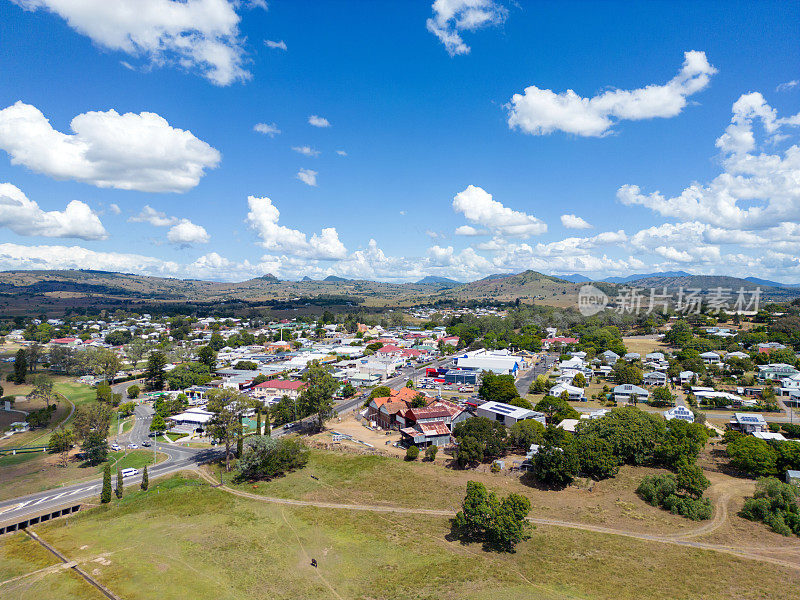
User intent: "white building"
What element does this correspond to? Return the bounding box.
[663,405,694,423]
[613,384,650,403]
[549,383,585,401]
[454,349,525,375]
[476,401,546,427]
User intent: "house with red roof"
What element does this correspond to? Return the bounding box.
[252,379,308,400]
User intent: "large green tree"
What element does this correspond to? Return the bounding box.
[452,481,532,552]
[145,351,167,391]
[298,362,338,430]
[206,388,249,471]
[478,372,520,404]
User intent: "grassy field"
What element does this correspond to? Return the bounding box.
[0,449,165,501]
[1,472,798,600]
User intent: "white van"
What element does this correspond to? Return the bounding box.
[120,468,139,478]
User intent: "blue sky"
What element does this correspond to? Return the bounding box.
[0,0,798,282]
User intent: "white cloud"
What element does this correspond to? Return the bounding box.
[336,150,347,156]
[0,101,220,193]
[426,0,507,56]
[245,195,347,259]
[619,92,800,229]
[452,185,546,237]
[308,115,330,128]
[454,224,485,236]
[507,51,717,137]
[254,122,280,137]
[296,168,318,186]
[560,214,592,229]
[0,182,106,240]
[265,39,287,50]
[129,205,178,227]
[292,146,320,157]
[167,219,210,246]
[777,80,799,92]
[12,0,250,86]
[108,203,121,215]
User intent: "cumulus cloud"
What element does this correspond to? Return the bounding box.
[167,220,210,246]
[560,214,592,229]
[292,146,320,157]
[426,0,507,56]
[108,203,121,215]
[0,183,106,240]
[0,101,220,193]
[454,224,485,236]
[245,195,347,259]
[296,168,318,186]
[308,115,330,128]
[11,0,250,85]
[452,185,546,237]
[129,205,178,227]
[619,92,800,229]
[265,39,287,50]
[507,51,717,137]
[254,122,280,137]
[129,205,208,246]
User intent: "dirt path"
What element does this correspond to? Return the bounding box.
[194,468,800,571]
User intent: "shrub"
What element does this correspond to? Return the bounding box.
[740,477,800,536]
[637,472,712,521]
[127,384,140,399]
[237,436,309,480]
[424,445,438,462]
[405,445,419,461]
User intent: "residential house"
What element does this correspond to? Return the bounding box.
[612,384,650,404]
[549,383,585,401]
[728,412,768,434]
[251,379,307,400]
[758,363,800,381]
[663,405,694,423]
[599,350,620,363]
[366,387,421,430]
[679,370,696,386]
[643,371,667,387]
[699,351,722,366]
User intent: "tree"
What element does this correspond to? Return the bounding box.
[727,435,778,477]
[145,351,167,391]
[650,386,674,407]
[125,338,149,369]
[118,402,135,417]
[255,407,262,436]
[197,345,217,370]
[91,348,122,383]
[101,464,112,503]
[368,385,391,401]
[452,416,507,459]
[576,406,666,466]
[479,372,520,404]
[614,364,643,385]
[206,388,248,471]
[298,362,338,430]
[96,382,113,404]
[528,374,549,394]
[405,445,419,461]
[237,436,309,480]
[105,330,133,346]
[411,393,427,408]
[13,349,27,384]
[83,429,109,465]
[150,414,166,434]
[48,427,75,467]
[115,469,124,499]
[263,407,271,436]
[425,445,438,462]
[572,372,586,388]
[676,461,710,499]
[451,481,532,552]
[26,343,42,373]
[507,396,534,410]
[534,396,579,425]
[531,442,579,487]
[73,402,113,443]
[574,434,620,480]
[508,419,545,450]
[127,384,140,399]
[740,477,800,537]
[341,382,356,398]
[455,436,484,468]
[234,360,258,371]
[166,362,212,390]
[140,465,149,490]
[29,374,56,408]
[405,379,414,388]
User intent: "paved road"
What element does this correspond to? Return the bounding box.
[515,353,557,395]
[0,403,218,525]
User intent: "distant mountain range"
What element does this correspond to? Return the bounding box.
[0,268,798,314]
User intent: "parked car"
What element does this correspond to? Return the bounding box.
[110,443,121,451]
[127,443,139,449]
[142,440,151,447]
